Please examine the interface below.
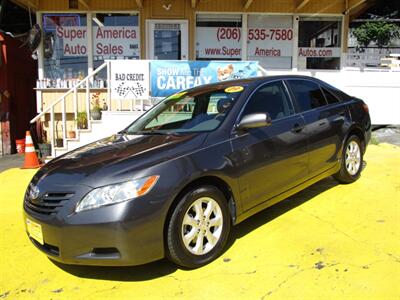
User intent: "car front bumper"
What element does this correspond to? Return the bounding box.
[23,192,168,266]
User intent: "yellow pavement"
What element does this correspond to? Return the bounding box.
[0,144,399,299]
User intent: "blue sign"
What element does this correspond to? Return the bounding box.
[150,60,259,97]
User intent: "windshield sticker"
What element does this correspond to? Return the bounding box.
[167,91,187,100]
[225,86,244,93]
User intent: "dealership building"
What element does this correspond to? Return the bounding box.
[1,0,399,157]
[12,0,372,77]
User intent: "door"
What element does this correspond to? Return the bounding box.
[286,79,348,177]
[231,81,309,211]
[146,20,188,60]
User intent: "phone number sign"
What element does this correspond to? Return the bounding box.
[196,27,294,59]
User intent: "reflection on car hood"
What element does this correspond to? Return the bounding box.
[32,133,207,188]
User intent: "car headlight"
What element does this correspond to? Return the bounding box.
[75,175,159,212]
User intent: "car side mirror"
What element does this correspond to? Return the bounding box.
[237,113,272,130]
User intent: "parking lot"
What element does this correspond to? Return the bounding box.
[0,143,399,299]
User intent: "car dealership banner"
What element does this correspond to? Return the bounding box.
[55,26,140,57]
[110,60,149,100]
[150,60,259,97]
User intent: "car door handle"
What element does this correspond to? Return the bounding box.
[291,123,304,133]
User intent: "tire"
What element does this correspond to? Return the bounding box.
[166,185,231,268]
[333,135,363,184]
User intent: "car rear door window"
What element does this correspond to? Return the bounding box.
[287,80,327,112]
[243,81,294,120]
[321,86,340,104]
[324,85,350,101]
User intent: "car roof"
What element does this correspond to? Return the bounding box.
[186,75,321,93]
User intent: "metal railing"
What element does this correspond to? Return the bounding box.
[30,61,110,157]
[30,60,153,157]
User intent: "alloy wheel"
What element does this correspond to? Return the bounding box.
[181,197,223,255]
[345,140,361,175]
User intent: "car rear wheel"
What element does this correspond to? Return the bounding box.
[334,135,363,183]
[166,185,231,268]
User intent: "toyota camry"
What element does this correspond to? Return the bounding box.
[24,75,371,268]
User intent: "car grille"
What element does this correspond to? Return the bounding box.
[24,187,74,215]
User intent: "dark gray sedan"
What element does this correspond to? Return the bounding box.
[24,75,371,268]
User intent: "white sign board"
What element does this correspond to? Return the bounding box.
[93,26,140,57]
[196,27,242,59]
[196,17,293,60]
[56,26,140,57]
[110,60,149,100]
[196,27,294,59]
[247,28,293,57]
[298,47,341,57]
[56,26,88,56]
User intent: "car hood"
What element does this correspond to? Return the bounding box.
[31,133,207,189]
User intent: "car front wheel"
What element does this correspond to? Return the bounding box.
[166,185,231,268]
[334,135,363,183]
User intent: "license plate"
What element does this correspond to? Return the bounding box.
[26,218,44,245]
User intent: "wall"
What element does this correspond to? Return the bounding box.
[0,33,37,155]
[34,0,348,60]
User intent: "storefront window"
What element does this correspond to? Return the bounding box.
[247,15,293,69]
[298,17,342,70]
[92,13,140,80]
[196,14,242,60]
[43,14,88,82]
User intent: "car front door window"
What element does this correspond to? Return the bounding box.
[242,81,294,120]
[231,81,308,211]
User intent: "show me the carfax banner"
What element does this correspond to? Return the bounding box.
[150,60,259,97]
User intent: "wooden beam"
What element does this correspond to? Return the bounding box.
[243,0,254,10]
[135,0,143,9]
[349,0,376,21]
[78,0,89,10]
[191,0,197,9]
[345,0,366,14]
[295,0,311,11]
[8,0,37,11]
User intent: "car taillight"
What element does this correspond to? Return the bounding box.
[362,103,369,113]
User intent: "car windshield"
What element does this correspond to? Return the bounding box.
[125,85,246,135]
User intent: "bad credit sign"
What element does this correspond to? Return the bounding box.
[111,60,149,100]
[56,26,140,57]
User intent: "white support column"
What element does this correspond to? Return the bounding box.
[36,11,44,113]
[36,11,44,80]
[87,12,93,75]
[107,60,111,111]
[50,106,55,157]
[341,14,348,69]
[292,15,299,71]
[61,98,66,145]
[241,13,248,61]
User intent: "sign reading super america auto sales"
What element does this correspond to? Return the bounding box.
[56,26,140,57]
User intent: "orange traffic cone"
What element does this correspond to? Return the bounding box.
[21,131,41,169]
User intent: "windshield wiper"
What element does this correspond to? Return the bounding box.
[123,130,170,135]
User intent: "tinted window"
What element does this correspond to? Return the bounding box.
[243,81,294,120]
[325,85,349,101]
[287,80,327,111]
[321,87,340,104]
